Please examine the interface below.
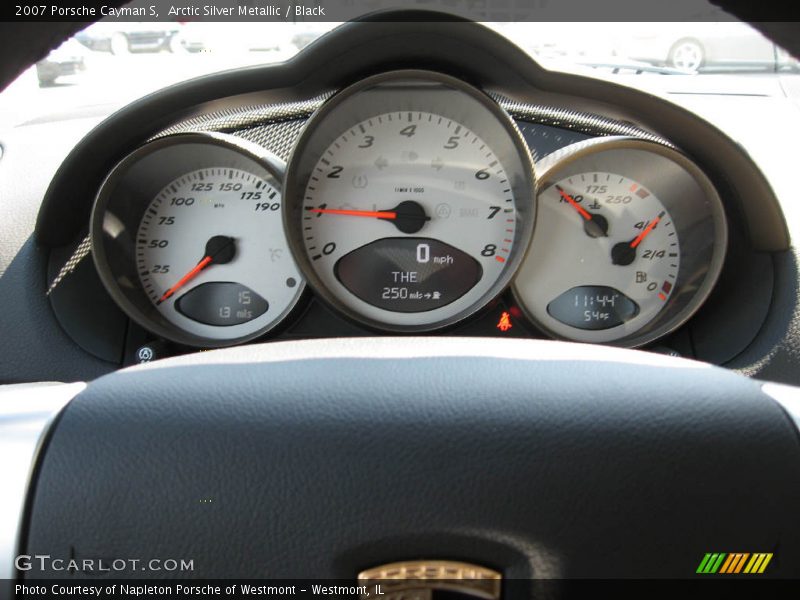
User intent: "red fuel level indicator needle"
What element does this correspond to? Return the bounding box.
[630,214,662,248]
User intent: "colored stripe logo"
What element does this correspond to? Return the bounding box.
[696,552,773,574]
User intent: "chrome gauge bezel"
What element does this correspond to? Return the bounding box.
[512,136,728,348]
[90,132,305,348]
[283,70,537,332]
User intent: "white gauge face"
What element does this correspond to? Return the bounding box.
[515,172,680,343]
[301,111,521,328]
[136,167,303,341]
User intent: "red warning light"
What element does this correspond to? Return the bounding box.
[497,311,513,332]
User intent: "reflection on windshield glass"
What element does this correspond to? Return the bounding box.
[0,20,797,128]
[494,22,798,74]
[0,21,338,126]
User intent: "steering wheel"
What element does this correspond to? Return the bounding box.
[4,337,800,596]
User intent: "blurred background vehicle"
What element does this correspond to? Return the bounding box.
[168,22,213,53]
[75,22,181,55]
[35,39,87,87]
[618,22,800,73]
[4,20,799,147]
[168,22,310,54]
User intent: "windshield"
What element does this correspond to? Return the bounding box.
[1,19,797,137]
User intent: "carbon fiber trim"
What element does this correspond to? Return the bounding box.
[233,119,309,162]
[152,93,332,139]
[49,93,668,295]
[494,95,673,147]
[46,234,91,296]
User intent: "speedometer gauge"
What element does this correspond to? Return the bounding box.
[284,71,536,331]
[91,133,304,347]
[513,137,727,347]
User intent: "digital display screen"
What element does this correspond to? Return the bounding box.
[335,238,482,313]
[176,282,268,326]
[547,285,639,330]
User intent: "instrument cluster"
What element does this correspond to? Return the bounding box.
[90,70,727,349]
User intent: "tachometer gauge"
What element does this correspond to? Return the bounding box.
[513,136,727,347]
[91,133,304,347]
[283,70,536,331]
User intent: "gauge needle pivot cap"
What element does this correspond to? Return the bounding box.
[158,235,236,304]
[556,185,608,237]
[611,215,661,266]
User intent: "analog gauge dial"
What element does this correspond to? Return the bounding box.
[302,113,516,317]
[526,173,679,335]
[284,71,536,331]
[91,133,304,347]
[514,137,726,347]
[136,167,300,341]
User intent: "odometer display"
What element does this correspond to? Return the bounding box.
[284,71,536,331]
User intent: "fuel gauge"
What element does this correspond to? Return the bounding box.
[513,136,727,347]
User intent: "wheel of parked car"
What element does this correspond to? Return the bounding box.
[110,32,129,56]
[168,33,185,54]
[668,38,704,72]
[34,65,56,87]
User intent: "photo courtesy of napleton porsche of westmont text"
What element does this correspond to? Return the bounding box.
[15,583,382,596]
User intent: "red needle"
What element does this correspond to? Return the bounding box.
[630,216,661,248]
[158,256,212,304]
[307,207,397,219]
[556,186,591,221]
